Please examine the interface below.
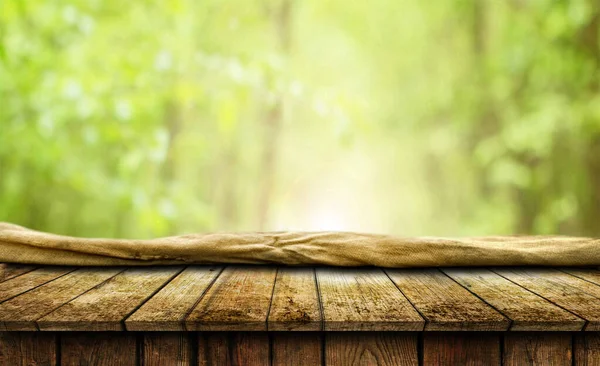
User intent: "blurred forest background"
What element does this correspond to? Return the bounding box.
[1,0,599,238]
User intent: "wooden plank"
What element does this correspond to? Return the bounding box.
[0,267,123,331]
[126,266,222,331]
[0,264,37,283]
[562,268,600,287]
[268,267,321,331]
[0,332,56,366]
[272,333,322,365]
[504,333,572,366]
[387,269,509,331]
[317,268,423,331]
[198,332,269,366]
[575,333,600,366]
[423,333,500,365]
[0,267,73,303]
[37,267,183,331]
[495,268,600,331]
[326,332,418,366]
[143,333,192,366]
[444,268,584,331]
[61,333,136,366]
[186,266,277,331]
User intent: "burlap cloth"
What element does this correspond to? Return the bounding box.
[1,222,598,267]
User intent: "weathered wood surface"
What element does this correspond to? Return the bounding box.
[126,266,222,331]
[423,333,500,365]
[326,332,418,365]
[444,268,585,331]
[317,268,423,331]
[268,267,321,331]
[387,269,509,331]
[2,264,600,331]
[143,332,192,366]
[504,333,572,366]
[495,268,600,331]
[0,268,123,331]
[198,332,269,366]
[272,332,323,365]
[61,332,137,366]
[37,267,183,331]
[186,266,277,331]
[1,331,599,365]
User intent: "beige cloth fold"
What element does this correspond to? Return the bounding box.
[0,222,599,267]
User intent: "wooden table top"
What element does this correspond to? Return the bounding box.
[0,264,598,332]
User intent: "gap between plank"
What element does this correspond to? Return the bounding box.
[0,266,39,284]
[438,268,513,329]
[33,267,128,331]
[182,265,227,331]
[489,268,588,331]
[265,267,279,331]
[382,269,428,330]
[0,267,79,306]
[121,266,187,331]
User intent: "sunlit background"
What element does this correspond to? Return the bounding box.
[1,0,599,238]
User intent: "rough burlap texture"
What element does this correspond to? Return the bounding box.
[1,222,599,267]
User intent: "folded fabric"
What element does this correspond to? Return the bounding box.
[0,222,598,267]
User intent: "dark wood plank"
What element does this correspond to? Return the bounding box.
[272,332,322,366]
[37,267,183,331]
[387,269,509,331]
[317,268,423,331]
[268,267,321,331]
[0,332,56,366]
[198,332,269,366]
[0,267,123,331]
[143,332,192,366]
[423,333,500,366]
[326,332,418,366]
[504,333,572,366]
[495,268,600,331]
[0,264,37,283]
[61,333,136,366]
[0,267,73,303]
[575,333,600,366]
[186,266,277,331]
[444,268,584,331]
[126,266,222,331]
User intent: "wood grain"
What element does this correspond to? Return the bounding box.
[186,266,277,331]
[423,333,500,366]
[61,333,136,366]
[272,332,322,365]
[575,333,600,366]
[326,332,418,366]
[0,332,56,366]
[317,268,424,331]
[0,267,73,303]
[126,266,222,331]
[444,268,584,331]
[495,268,600,331]
[198,332,269,366]
[37,267,183,331]
[0,267,123,331]
[387,269,509,331]
[143,332,192,366]
[268,267,321,331]
[504,333,572,366]
[0,264,37,283]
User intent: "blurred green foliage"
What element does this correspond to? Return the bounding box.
[0,0,599,238]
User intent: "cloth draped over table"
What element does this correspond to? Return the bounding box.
[1,222,599,267]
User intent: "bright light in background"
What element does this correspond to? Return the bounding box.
[306,205,351,231]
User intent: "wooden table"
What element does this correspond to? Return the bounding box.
[1,264,600,365]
